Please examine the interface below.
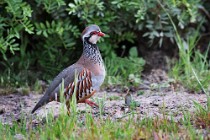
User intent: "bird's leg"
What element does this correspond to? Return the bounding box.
[67,110,70,116]
[66,100,70,116]
[84,99,99,108]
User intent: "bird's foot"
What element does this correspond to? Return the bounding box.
[67,110,71,116]
[85,99,99,108]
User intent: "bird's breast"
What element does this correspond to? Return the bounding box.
[91,63,106,91]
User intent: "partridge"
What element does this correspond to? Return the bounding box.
[31,25,106,114]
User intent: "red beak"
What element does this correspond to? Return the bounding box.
[97,32,105,37]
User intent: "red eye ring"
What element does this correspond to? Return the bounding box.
[90,31,105,37]
[91,31,98,35]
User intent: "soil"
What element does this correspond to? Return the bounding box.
[0,69,208,126]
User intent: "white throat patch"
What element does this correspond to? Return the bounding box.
[89,34,100,44]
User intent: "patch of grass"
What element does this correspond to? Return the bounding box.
[17,86,31,95]
[1,87,209,139]
[158,1,210,93]
[94,94,107,117]
[108,95,121,101]
[2,87,210,139]
[129,101,141,110]
[193,97,210,129]
[33,79,44,94]
[0,87,16,95]
[170,34,210,93]
[150,82,171,91]
[0,68,39,88]
[0,106,208,140]
[137,91,144,96]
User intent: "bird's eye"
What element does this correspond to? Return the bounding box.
[90,31,99,35]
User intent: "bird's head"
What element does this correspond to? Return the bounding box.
[81,25,105,44]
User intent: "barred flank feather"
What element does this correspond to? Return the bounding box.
[64,68,95,103]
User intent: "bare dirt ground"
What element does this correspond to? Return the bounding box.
[0,89,207,124]
[0,69,208,126]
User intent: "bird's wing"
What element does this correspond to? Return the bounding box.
[64,67,95,103]
[46,64,84,99]
[31,64,86,113]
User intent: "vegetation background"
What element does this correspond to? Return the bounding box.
[0,0,209,91]
[0,0,209,139]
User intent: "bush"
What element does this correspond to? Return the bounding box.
[0,0,209,86]
[105,47,145,86]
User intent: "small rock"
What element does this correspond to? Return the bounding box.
[151,102,159,106]
[125,93,132,106]
[0,107,5,114]
[114,110,123,119]
[14,134,25,140]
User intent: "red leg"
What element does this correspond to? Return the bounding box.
[84,99,99,108]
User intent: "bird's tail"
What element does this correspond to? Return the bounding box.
[31,95,50,114]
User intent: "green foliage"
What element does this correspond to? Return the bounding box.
[0,0,209,86]
[0,0,81,86]
[168,19,210,92]
[105,47,145,86]
[161,3,210,93]
[0,0,33,60]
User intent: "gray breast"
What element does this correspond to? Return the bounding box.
[91,65,106,91]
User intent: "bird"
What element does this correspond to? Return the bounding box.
[31,25,106,115]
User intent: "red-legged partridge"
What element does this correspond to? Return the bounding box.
[32,25,106,114]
